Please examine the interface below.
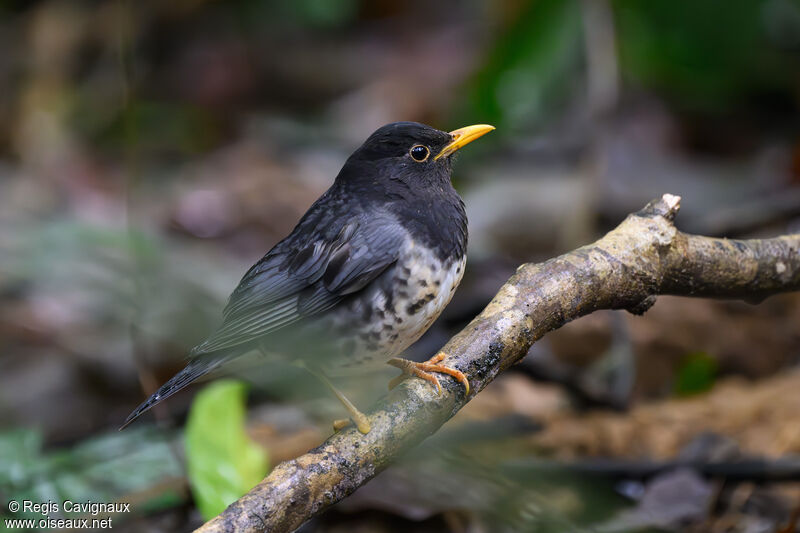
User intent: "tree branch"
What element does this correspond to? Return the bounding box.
[198,194,800,533]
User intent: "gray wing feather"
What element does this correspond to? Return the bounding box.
[191,214,405,356]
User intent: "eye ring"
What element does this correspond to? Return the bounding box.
[409,144,430,162]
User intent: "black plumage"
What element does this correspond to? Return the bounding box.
[122,121,492,430]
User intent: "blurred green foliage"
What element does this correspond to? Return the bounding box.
[614,0,800,111]
[234,0,359,30]
[86,101,220,157]
[288,0,359,28]
[674,352,718,396]
[467,0,583,133]
[185,380,269,520]
[464,0,800,133]
[10,212,228,341]
[0,427,184,523]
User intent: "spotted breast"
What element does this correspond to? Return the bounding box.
[320,238,466,375]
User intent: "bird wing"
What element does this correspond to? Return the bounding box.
[190,212,405,356]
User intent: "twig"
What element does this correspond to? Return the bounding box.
[198,194,800,533]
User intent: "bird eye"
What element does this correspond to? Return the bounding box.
[409,144,430,162]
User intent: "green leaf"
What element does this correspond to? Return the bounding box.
[185,380,269,520]
[674,352,718,397]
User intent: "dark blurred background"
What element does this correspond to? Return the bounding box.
[1,1,800,531]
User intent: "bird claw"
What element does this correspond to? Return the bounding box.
[387,352,470,396]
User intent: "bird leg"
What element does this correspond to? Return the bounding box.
[387,352,470,395]
[296,361,371,434]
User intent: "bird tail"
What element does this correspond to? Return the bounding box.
[120,353,232,430]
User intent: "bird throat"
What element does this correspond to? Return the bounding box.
[389,186,467,263]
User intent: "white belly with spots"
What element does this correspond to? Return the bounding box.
[325,239,466,374]
[384,242,466,354]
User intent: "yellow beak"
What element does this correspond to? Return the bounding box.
[434,124,495,160]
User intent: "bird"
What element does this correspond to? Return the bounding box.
[122,121,494,433]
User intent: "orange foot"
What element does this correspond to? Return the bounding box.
[387,353,470,395]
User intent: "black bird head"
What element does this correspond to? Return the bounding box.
[330,121,494,261]
[340,121,494,190]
